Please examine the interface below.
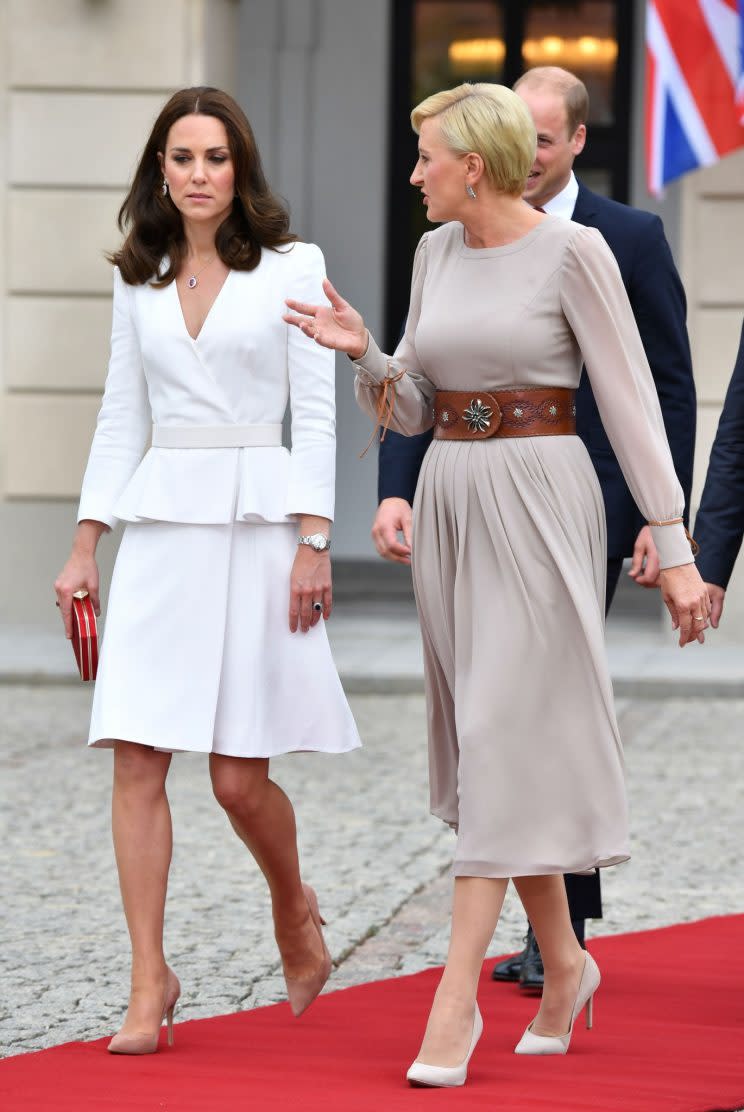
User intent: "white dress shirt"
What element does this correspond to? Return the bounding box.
[541,171,579,221]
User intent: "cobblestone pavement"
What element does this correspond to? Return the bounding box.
[1,687,742,1057]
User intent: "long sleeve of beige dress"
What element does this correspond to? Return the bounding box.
[352,217,694,878]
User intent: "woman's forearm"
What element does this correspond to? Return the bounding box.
[297,515,331,538]
[73,519,109,556]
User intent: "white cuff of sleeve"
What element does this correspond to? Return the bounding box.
[77,506,117,529]
[649,522,695,569]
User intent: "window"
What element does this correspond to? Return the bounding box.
[523,2,617,124]
[385,0,633,348]
[415,3,506,102]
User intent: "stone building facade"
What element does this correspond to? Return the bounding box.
[1,0,742,633]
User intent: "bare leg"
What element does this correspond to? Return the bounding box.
[416,876,508,1066]
[513,875,585,1036]
[209,754,325,979]
[111,741,174,1036]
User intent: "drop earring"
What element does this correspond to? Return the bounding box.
[162,178,168,196]
[466,184,477,200]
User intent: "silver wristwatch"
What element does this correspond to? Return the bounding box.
[298,532,331,552]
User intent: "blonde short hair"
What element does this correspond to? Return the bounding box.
[411,83,536,196]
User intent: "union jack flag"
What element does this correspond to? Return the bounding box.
[646,0,744,195]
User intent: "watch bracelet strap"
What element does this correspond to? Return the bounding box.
[297,534,331,549]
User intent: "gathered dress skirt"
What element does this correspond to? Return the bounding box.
[89,519,361,757]
[411,434,630,880]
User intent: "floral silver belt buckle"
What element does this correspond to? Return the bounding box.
[463,396,502,435]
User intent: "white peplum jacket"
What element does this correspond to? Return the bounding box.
[79,241,362,757]
[78,241,335,528]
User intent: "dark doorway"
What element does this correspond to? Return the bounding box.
[384,0,634,348]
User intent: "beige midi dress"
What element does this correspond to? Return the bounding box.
[354,217,694,880]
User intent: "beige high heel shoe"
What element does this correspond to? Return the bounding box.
[281,882,332,1018]
[107,968,181,1055]
[407,1004,483,1088]
[514,951,600,1055]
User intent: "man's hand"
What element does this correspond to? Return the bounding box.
[706,583,726,627]
[628,525,660,588]
[371,497,413,564]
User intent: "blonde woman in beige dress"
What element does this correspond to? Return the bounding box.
[285,84,709,1087]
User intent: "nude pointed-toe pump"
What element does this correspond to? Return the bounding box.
[283,883,332,1018]
[514,951,600,1056]
[406,1005,483,1088]
[107,968,181,1055]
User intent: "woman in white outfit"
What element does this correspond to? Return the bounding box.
[54,87,360,1055]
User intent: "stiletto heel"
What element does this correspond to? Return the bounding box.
[281,883,332,1018]
[514,952,600,1056]
[108,968,181,1055]
[406,1004,483,1088]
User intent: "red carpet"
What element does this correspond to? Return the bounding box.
[2,916,743,1112]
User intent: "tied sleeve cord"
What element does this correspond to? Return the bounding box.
[647,517,700,556]
[359,364,408,459]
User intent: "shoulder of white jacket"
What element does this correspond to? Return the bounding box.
[112,262,166,294]
[111,264,140,301]
[257,243,326,291]
[271,240,324,266]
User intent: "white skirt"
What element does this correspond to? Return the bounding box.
[89,521,362,758]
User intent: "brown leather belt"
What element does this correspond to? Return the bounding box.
[432,387,576,440]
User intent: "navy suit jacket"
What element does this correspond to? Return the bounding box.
[378,181,696,559]
[693,321,744,588]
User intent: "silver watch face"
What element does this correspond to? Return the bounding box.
[299,533,330,551]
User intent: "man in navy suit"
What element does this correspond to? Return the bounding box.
[373,67,696,990]
[694,321,744,619]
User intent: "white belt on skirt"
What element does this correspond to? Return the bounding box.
[152,424,283,448]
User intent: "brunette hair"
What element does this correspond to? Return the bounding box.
[110,87,295,285]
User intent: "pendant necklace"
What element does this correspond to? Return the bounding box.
[186,254,217,289]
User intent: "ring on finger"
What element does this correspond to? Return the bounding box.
[313,601,322,613]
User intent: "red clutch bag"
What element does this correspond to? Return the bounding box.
[71,590,98,681]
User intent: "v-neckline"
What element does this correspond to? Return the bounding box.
[175,268,232,343]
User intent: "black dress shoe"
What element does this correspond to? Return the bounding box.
[518,927,544,994]
[517,920,586,994]
[491,928,532,982]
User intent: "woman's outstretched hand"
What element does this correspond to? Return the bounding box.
[284,278,368,359]
[659,563,711,647]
